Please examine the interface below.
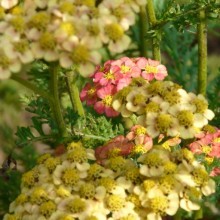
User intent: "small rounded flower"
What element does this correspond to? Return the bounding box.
[136,58,168,81]
[94,84,119,117]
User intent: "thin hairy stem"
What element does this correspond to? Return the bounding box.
[65,71,85,117]
[139,5,148,57]
[146,0,161,61]
[50,64,68,137]
[197,9,207,96]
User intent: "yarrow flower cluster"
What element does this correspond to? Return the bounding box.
[80,56,168,117]
[4,137,216,220]
[80,57,215,139]
[188,126,220,176]
[0,0,146,79]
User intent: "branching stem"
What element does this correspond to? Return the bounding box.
[11,74,52,102]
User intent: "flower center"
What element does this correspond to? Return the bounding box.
[44,157,61,173]
[58,214,74,220]
[159,175,176,193]
[125,167,140,182]
[59,2,76,14]
[147,81,163,95]
[192,98,207,113]
[135,126,147,135]
[67,198,86,213]
[108,156,126,171]
[121,65,130,73]
[87,23,100,35]
[202,145,212,154]
[164,90,181,105]
[60,22,75,36]
[15,194,27,205]
[61,168,80,186]
[145,102,160,113]
[133,94,145,105]
[145,65,157,74]
[150,197,168,215]
[13,40,29,53]
[106,195,125,211]
[70,45,89,64]
[79,183,96,199]
[11,6,23,15]
[37,153,51,164]
[112,7,125,20]
[177,110,194,127]
[9,16,25,32]
[104,23,124,41]
[108,148,121,158]
[104,72,115,80]
[102,95,113,106]
[74,0,95,7]
[87,88,96,96]
[56,186,71,197]
[30,187,48,204]
[131,144,148,155]
[0,53,10,68]
[22,169,38,187]
[67,148,88,163]
[0,7,5,20]
[87,164,103,180]
[143,179,156,192]
[192,168,209,185]
[163,162,177,174]
[98,177,116,192]
[143,153,163,167]
[28,12,50,31]
[156,114,173,133]
[39,32,56,50]
[182,148,194,162]
[40,201,56,218]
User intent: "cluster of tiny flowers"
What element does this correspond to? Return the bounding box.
[4,136,216,220]
[188,126,220,176]
[80,58,214,139]
[0,0,146,79]
[3,141,140,220]
[80,57,168,117]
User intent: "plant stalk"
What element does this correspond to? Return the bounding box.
[197,9,207,96]
[65,71,85,117]
[50,64,68,137]
[139,5,148,57]
[146,0,161,61]
[11,74,52,102]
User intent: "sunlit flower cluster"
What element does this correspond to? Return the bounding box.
[188,126,220,176]
[4,139,216,220]
[0,0,146,79]
[81,57,214,139]
[80,56,168,117]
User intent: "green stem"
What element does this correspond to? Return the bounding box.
[139,5,148,57]
[11,74,52,102]
[146,0,161,61]
[50,64,68,137]
[65,71,85,117]
[197,9,207,96]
